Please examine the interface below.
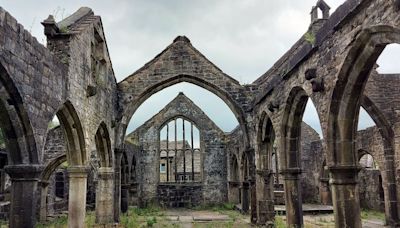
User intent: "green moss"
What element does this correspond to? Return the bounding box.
[304,32,316,45]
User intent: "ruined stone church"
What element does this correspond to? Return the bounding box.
[0,0,400,227]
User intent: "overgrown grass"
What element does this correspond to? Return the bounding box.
[361,209,385,221]
[274,216,286,228]
[36,214,68,228]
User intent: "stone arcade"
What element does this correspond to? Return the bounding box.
[1,0,400,227]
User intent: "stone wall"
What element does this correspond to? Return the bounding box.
[127,93,227,206]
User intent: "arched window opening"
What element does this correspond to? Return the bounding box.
[159,117,201,183]
[359,153,378,170]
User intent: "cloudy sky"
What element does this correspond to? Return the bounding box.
[2,0,398,136]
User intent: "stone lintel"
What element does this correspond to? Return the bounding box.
[329,165,360,185]
[67,166,89,178]
[5,164,43,181]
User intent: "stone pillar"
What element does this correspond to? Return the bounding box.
[5,164,43,228]
[95,167,114,224]
[121,184,129,213]
[257,170,275,226]
[241,181,250,213]
[329,166,361,228]
[282,168,303,227]
[382,154,399,226]
[228,181,240,204]
[250,179,258,224]
[114,148,123,222]
[39,181,50,222]
[319,177,331,205]
[67,166,88,228]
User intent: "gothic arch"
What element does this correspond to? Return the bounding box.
[40,154,67,182]
[328,25,400,226]
[0,62,38,165]
[119,75,249,145]
[118,38,250,148]
[56,101,87,166]
[95,122,112,167]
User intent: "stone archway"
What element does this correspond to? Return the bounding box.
[39,154,67,221]
[117,37,251,149]
[94,122,114,224]
[0,62,43,227]
[328,25,400,227]
[55,101,88,228]
[255,112,276,225]
[280,86,309,227]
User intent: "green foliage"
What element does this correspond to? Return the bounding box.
[304,32,316,45]
[146,216,157,227]
[361,209,385,220]
[275,216,286,228]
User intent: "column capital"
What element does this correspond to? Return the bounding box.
[68,166,89,178]
[98,167,114,179]
[256,169,273,178]
[39,180,50,187]
[5,164,43,181]
[329,165,360,185]
[280,168,301,180]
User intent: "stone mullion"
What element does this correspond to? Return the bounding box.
[166,124,169,182]
[183,120,186,182]
[175,119,177,182]
[191,122,194,181]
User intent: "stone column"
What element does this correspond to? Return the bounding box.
[95,167,114,224]
[319,177,331,205]
[250,179,258,224]
[5,164,43,228]
[39,181,50,222]
[121,184,129,213]
[241,181,250,213]
[329,165,362,228]
[228,181,240,204]
[114,148,124,222]
[257,170,275,226]
[67,166,88,228]
[282,168,303,227]
[382,154,399,226]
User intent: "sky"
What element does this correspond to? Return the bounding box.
[2,0,398,136]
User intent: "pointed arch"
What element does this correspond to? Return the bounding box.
[328,25,400,226]
[56,101,87,166]
[0,62,38,164]
[95,122,112,167]
[40,154,67,182]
